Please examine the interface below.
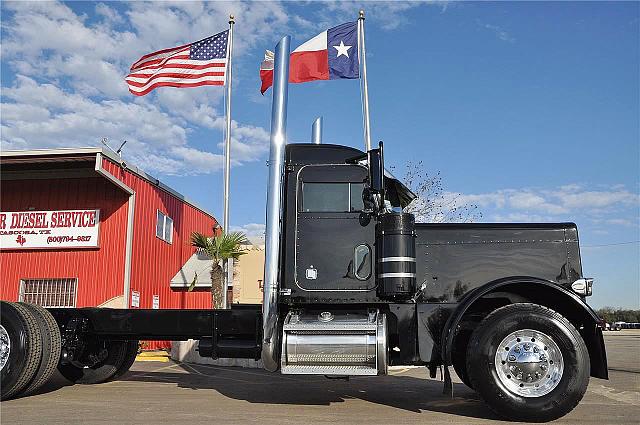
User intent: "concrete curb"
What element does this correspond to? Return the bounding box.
[136,350,170,362]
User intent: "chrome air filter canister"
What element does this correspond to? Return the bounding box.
[376,212,416,299]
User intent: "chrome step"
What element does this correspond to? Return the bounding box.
[281,364,378,376]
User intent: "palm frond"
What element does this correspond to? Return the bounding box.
[190,230,248,263]
[188,272,198,292]
[191,232,213,250]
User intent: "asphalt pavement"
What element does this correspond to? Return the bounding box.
[1,330,638,425]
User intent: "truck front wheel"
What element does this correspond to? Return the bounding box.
[466,303,590,422]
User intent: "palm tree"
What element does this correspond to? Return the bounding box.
[189,230,249,308]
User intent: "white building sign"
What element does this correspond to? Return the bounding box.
[131,290,140,308]
[0,209,100,250]
[152,295,160,310]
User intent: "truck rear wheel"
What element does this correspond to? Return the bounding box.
[466,303,589,422]
[109,340,139,381]
[58,339,131,384]
[0,302,43,400]
[20,303,62,396]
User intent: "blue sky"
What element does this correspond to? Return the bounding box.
[1,1,638,308]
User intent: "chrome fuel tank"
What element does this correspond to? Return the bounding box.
[280,310,387,376]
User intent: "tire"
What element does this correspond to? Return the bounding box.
[109,340,139,381]
[58,339,131,384]
[0,302,43,400]
[466,303,590,422]
[20,303,62,396]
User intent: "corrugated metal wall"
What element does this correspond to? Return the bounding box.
[101,158,216,312]
[1,177,129,306]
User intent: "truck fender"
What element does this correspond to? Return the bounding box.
[441,276,608,380]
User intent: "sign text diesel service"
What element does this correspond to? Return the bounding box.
[0,210,100,249]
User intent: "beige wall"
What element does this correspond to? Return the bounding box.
[232,247,264,304]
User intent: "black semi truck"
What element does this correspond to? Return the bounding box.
[0,36,607,422]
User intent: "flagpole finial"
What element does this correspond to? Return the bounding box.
[359,10,365,20]
[229,14,235,24]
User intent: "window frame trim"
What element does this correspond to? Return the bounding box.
[155,209,173,244]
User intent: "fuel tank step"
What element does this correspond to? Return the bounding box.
[280,310,387,376]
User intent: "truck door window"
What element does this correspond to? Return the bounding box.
[302,183,364,212]
[350,183,364,211]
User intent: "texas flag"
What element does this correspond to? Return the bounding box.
[260,22,359,94]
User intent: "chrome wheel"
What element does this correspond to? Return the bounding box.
[0,324,10,371]
[494,328,564,397]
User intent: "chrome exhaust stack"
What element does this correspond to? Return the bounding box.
[261,35,291,372]
[311,116,323,144]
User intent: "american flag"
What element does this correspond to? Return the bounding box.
[126,30,229,96]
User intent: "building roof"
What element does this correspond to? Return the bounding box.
[171,241,262,288]
[170,250,213,288]
[1,147,214,219]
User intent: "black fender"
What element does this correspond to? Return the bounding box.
[441,276,608,379]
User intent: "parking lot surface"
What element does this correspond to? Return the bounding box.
[2,330,638,425]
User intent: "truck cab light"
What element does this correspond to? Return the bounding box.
[571,278,593,296]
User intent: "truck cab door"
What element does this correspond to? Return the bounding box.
[294,164,376,292]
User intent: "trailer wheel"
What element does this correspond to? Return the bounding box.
[20,303,62,396]
[109,340,139,381]
[0,302,43,400]
[58,339,130,384]
[466,303,589,422]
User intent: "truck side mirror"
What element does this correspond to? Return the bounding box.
[364,142,385,214]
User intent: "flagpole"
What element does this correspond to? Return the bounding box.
[222,14,234,309]
[358,10,372,152]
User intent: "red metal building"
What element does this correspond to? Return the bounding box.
[1,148,218,348]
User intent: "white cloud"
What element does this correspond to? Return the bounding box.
[233,222,265,235]
[169,146,224,174]
[445,185,639,225]
[0,76,213,175]
[508,191,568,214]
[95,3,124,25]
[322,1,449,31]
[481,23,516,43]
[603,218,637,227]
[231,222,265,245]
[125,1,290,57]
[561,190,638,210]
[0,1,290,176]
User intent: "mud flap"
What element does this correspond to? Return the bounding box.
[442,365,453,397]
